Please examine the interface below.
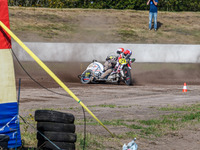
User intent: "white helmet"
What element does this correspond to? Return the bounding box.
[116,48,124,54]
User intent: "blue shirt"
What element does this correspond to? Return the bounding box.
[150,0,158,13]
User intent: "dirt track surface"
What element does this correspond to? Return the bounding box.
[19,83,200,150]
[16,61,200,149]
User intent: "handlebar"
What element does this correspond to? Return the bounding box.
[131,58,136,63]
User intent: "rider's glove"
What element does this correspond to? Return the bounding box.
[131,58,136,62]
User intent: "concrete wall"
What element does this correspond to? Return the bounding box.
[12,42,200,63]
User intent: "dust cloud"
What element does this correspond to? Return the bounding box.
[14,59,200,88]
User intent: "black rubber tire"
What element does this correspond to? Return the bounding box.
[80,69,93,84]
[37,122,75,133]
[37,131,77,143]
[123,66,132,85]
[35,110,75,124]
[38,140,75,150]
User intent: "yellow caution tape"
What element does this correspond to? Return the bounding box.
[0,21,114,137]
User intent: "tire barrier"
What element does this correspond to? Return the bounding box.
[37,141,75,150]
[35,110,76,150]
[35,110,75,124]
[0,134,10,149]
[37,122,75,133]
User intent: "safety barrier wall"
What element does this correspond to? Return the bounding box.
[12,42,200,63]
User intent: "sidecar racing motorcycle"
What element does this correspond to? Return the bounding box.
[79,55,135,86]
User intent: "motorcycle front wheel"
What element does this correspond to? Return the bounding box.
[123,66,132,85]
[81,70,93,84]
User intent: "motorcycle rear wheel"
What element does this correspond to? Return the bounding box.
[81,69,93,84]
[123,66,132,85]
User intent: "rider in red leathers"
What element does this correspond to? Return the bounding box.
[123,49,132,60]
[112,48,133,74]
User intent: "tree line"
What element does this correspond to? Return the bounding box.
[8,0,200,11]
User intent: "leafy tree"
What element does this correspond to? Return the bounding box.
[8,0,200,11]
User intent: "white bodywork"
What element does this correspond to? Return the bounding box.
[86,62,104,76]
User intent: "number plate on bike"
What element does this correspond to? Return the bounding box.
[85,72,91,77]
[119,58,127,64]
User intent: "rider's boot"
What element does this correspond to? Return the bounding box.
[111,66,117,75]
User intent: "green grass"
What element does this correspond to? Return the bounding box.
[16,23,75,39]
[20,114,37,147]
[137,104,200,137]
[78,103,200,139]
[76,133,105,150]
[118,105,132,108]
[21,132,37,147]
[181,112,200,122]
[89,104,132,108]
[89,104,117,108]
[118,29,138,41]
[103,119,126,126]
[99,104,116,108]
[128,124,143,129]
[159,104,200,111]
[20,103,200,149]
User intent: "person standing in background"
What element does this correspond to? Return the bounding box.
[147,0,158,31]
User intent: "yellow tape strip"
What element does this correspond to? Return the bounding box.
[0,21,114,137]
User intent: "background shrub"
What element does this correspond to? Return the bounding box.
[8,0,200,11]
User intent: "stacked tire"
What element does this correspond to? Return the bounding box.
[35,110,76,150]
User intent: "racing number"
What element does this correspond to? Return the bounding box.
[119,58,127,64]
[85,72,91,77]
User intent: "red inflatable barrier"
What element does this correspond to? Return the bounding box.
[0,0,11,49]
